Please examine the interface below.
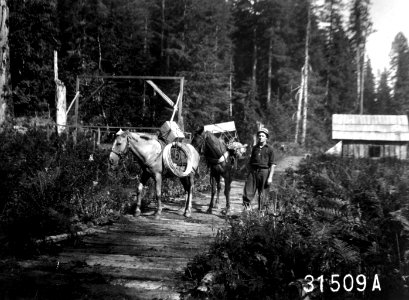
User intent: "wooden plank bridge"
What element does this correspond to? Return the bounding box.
[0,156,304,300]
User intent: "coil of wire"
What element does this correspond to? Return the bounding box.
[162,142,193,177]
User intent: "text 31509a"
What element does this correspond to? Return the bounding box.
[304,274,381,293]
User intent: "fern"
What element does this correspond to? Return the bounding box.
[331,238,361,265]
[390,206,409,232]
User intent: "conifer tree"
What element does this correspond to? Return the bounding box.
[376,70,391,114]
[9,0,59,116]
[363,59,376,114]
[321,3,355,115]
[391,32,409,113]
[181,0,234,129]
[348,0,372,114]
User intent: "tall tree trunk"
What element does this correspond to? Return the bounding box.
[301,1,311,147]
[251,27,257,102]
[356,47,361,112]
[161,0,165,58]
[294,71,304,143]
[97,33,102,72]
[0,0,11,127]
[214,25,219,72]
[144,15,148,56]
[360,44,366,114]
[229,56,233,118]
[267,30,273,105]
[181,0,187,54]
[324,0,334,103]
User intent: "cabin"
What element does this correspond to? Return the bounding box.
[332,114,409,159]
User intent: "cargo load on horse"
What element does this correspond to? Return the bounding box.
[158,121,197,178]
[191,121,247,214]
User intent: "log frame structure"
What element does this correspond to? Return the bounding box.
[68,75,185,142]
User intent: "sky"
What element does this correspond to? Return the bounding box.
[366,0,409,77]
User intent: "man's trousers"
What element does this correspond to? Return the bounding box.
[243,167,269,208]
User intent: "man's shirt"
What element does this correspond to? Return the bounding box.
[249,144,275,169]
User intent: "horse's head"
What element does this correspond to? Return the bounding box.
[191,128,206,154]
[109,129,129,169]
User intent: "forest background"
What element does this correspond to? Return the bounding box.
[1,2,409,297]
[2,0,409,149]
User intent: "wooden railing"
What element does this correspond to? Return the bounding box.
[21,124,191,148]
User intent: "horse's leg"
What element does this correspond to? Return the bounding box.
[135,171,150,217]
[180,175,193,218]
[222,170,232,215]
[153,172,162,218]
[214,171,221,210]
[207,170,217,214]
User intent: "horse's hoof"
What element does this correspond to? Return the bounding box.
[153,210,162,219]
[183,212,191,218]
[214,204,219,209]
[206,208,213,214]
[133,209,141,217]
[221,208,230,215]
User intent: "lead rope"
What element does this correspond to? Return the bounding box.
[120,135,139,180]
[121,154,140,180]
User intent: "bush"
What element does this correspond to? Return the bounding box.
[0,128,120,256]
[185,154,409,300]
[0,127,217,256]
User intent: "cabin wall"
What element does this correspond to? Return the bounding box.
[342,141,408,159]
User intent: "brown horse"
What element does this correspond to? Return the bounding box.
[191,129,246,215]
[109,130,200,218]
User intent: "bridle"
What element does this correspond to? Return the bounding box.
[110,133,130,160]
[192,131,207,154]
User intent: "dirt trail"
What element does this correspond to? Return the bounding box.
[0,156,305,300]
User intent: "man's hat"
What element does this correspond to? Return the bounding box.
[257,127,269,138]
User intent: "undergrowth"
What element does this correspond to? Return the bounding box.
[184,154,409,300]
[0,127,204,257]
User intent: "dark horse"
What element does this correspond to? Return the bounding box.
[191,129,247,215]
[109,130,200,218]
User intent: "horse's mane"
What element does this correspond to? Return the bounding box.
[129,132,158,141]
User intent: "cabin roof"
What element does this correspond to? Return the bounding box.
[332,114,409,141]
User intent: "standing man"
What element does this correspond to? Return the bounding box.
[243,127,275,210]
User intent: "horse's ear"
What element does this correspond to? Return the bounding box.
[117,128,127,137]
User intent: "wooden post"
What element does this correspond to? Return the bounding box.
[55,51,67,135]
[97,127,101,147]
[92,130,96,152]
[178,77,184,132]
[74,77,80,145]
